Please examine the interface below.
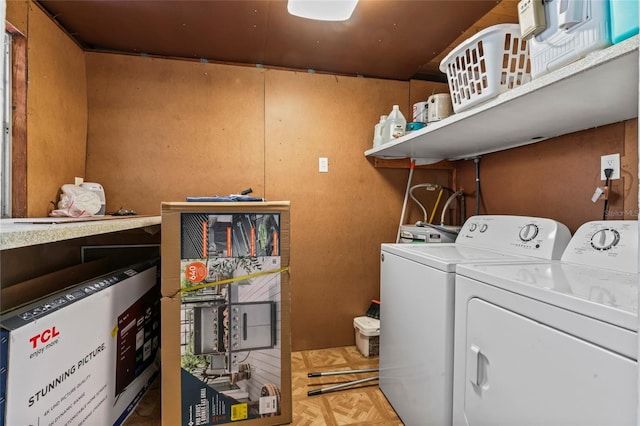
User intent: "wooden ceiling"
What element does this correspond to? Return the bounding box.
[36,0,519,82]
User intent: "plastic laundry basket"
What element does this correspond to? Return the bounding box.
[439,24,531,113]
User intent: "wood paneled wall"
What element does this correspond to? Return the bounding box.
[6,1,28,33]
[8,2,639,351]
[84,54,266,212]
[6,1,88,217]
[84,53,637,350]
[455,119,639,233]
[84,54,452,350]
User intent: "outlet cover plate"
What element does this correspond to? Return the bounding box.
[319,157,328,173]
[601,153,620,180]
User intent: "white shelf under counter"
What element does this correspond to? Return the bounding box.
[365,35,639,163]
[0,216,161,250]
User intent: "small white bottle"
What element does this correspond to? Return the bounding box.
[373,115,387,148]
[384,105,406,142]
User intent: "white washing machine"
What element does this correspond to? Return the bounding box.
[379,215,571,426]
[452,220,638,426]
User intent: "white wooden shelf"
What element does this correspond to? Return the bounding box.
[365,35,639,163]
[0,216,161,250]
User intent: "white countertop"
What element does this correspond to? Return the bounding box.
[0,216,162,250]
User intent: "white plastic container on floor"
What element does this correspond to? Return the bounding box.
[528,0,611,79]
[353,316,380,358]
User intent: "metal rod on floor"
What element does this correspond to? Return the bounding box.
[307,368,379,378]
[307,376,379,396]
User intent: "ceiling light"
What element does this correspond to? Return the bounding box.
[287,0,358,21]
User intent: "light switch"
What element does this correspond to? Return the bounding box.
[319,157,328,173]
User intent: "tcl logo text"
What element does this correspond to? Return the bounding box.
[29,326,60,349]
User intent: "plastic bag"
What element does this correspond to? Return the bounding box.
[50,184,102,217]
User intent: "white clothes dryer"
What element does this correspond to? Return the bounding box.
[379,215,571,426]
[452,220,638,426]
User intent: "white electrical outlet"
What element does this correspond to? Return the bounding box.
[319,157,328,173]
[601,153,620,180]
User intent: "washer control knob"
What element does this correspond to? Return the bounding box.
[479,224,488,233]
[590,228,621,251]
[469,223,478,232]
[519,224,539,242]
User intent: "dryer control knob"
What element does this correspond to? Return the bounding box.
[519,224,539,242]
[469,223,478,232]
[479,224,488,233]
[590,228,621,251]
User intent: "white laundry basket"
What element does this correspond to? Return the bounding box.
[439,24,531,113]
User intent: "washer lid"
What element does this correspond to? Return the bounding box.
[382,243,529,272]
[457,261,638,331]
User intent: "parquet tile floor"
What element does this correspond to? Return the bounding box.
[125,346,403,425]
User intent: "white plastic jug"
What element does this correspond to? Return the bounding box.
[373,115,387,148]
[383,105,406,142]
